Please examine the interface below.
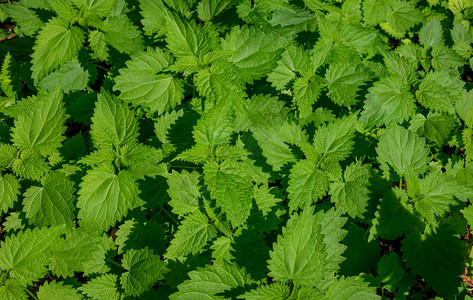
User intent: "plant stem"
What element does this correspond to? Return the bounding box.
[26,288,39,300]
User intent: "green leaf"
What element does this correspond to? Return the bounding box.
[222,25,290,80]
[165,12,212,58]
[402,226,466,298]
[120,248,169,297]
[376,125,431,177]
[203,160,254,227]
[197,0,234,21]
[37,281,83,300]
[11,149,50,181]
[78,273,120,300]
[312,114,357,162]
[377,253,406,287]
[239,282,291,299]
[419,17,444,48]
[114,47,184,115]
[267,207,328,286]
[267,44,310,90]
[37,59,89,93]
[22,172,76,227]
[0,226,64,285]
[138,0,168,37]
[11,89,67,153]
[369,187,423,240]
[167,170,201,217]
[360,77,416,128]
[0,279,28,300]
[102,16,144,55]
[88,30,109,61]
[287,160,329,211]
[0,2,43,36]
[0,173,20,214]
[325,62,369,107]
[324,276,380,300]
[50,228,111,277]
[413,171,473,226]
[77,165,142,231]
[165,210,217,259]
[293,78,323,120]
[170,259,253,300]
[253,185,282,217]
[193,105,234,146]
[90,91,139,148]
[31,18,85,81]
[329,162,373,219]
[415,71,464,114]
[431,46,464,70]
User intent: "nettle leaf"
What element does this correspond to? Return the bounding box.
[325,62,369,107]
[0,173,20,214]
[170,259,253,300]
[0,225,64,285]
[11,89,67,153]
[78,273,120,300]
[37,59,89,93]
[0,2,44,36]
[102,15,145,55]
[193,105,234,146]
[114,47,184,115]
[240,282,291,299]
[402,226,466,298]
[376,125,431,178]
[0,278,28,299]
[165,12,214,58]
[167,170,201,216]
[413,171,473,226]
[360,76,416,128]
[120,248,169,297]
[77,165,142,232]
[203,160,254,227]
[37,281,83,300]
[312,114,357,162]
[324,276,380,300]
[90,91,139,148]
[165,210,217,259]
[222,25,290,80]
[50,228,111,277]
[139,0,168,37]
[22,172,76,227]
[415,71,464,114]
[267,207,345,286]
[267,44,311,90]
[419,17,444,48]
[287,160,329,211]
[330,162,373,219]
[30,18,85,82]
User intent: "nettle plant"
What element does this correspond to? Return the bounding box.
[0,0,473,299]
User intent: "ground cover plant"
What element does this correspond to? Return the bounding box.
[0,0,473,298]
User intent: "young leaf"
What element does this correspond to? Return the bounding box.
[120,248,169,297]
[376,125,431,177]
[78,273,120,300]
[0,225,64,285]
[77,165,142,232]
[90,91,139,148]
[30,18,85,82]
[22,172,76,227]
[170,259,252,300]
[37,281,83,300]
[165,210,217,260]
[113,47,184,115]
[11,89,67,153]
[267,207,328,286]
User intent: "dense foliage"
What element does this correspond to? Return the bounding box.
[1,0,473,298]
